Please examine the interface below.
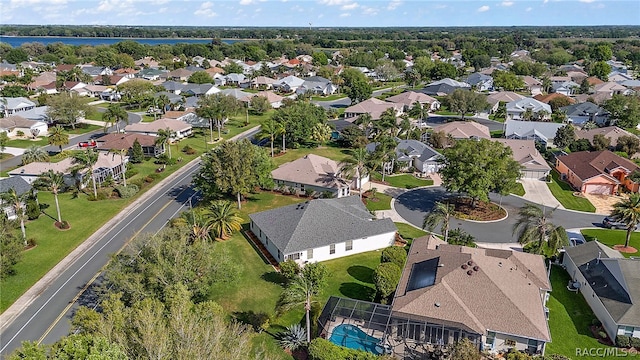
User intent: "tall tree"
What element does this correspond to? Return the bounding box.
[35,170,65,224]
[172,208,215,243]
[0,213,22,279]
[46,92,91,129]
[339,147,372,199]
[194,139,274,208]
[512,204,568,255]
[604,95,640,129]
[1,188,28,245]
[277,263,328,343]
[22,145,49,165]
[553,124,576,149]
[0,131,8,157]
[102,103,128,133]
[47,125,69,152]
[208,200,243,240]
[196,94,242,143]
[610,193,640,249]
[257,118,279,157]
[71,148,99,198]
[155,128,172,159]
[423,201,456,243]
[271,100,327,149]
[445,89,489,120]
[341,68,372,104]
[439,139,522,207]
[110,148,128,186]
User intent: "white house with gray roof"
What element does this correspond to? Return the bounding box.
[505,119,564,147]
[0,177,32,220]
[506,98,552,121]
[367,139,442,174]
[249,196,397,264]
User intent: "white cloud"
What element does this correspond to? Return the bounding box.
[341,2,358,10]
[319,0,351,5]
[477,5,490,12]
[339,12,351,17]
[526,6,532,11]
[194,1,217,17]
[501,1,514,6]
[318,13,324,18]
[543,0,549,3]
[148,0,169,4]
[387,0,401,10]
[361,6,378,15]
[579,0,596,2]
[434,4,447,9]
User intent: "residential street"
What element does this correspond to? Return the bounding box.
[0,127,260,356]
[394,186,606,244]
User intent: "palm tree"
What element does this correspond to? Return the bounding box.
[276,120,286,152]
[277,263,328,343]
[610,193,640,249]
[208,200,243,240]
[110,148,128,186]
[157,93,170,114]
[155,128,172,159]
[36,170,65,224]
[423,201,455,243]
[102,103,128,133]
[1,188,27,245]
[512,204,568,255]
[339,147,371,199]
[196,93,242,143]
[172,208,214,243]
[71,148,99,198]
[22,145,49,165]
[372,135,397,182]
[47,125,69,152]
[257,118,278,157]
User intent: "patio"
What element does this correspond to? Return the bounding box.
[582,192,626,215]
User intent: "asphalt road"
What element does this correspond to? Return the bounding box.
[0,127,260,357]
[0,111,141,170]
[394,187,606,243]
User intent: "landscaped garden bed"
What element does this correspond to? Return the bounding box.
[450,197,506,221]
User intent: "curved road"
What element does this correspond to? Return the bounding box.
[394,187,605,243]
[0,127,260,356]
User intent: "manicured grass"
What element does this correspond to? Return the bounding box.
[272,145,351,167]
[394,222,427,242]
[364,192,392,211]
[371,173,434,189]
[547,170,596,213]
[546,265,618,359]
[321,251,383,303]
[581,229,640,258]
[490,130,505,138]
[84,111,107,121]
[66,124,102,135]
[0,153,14,161]
[6,138,49,148]
[511,182,526,196]
[312,94,347,101]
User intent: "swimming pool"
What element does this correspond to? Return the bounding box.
[328,324,385,355]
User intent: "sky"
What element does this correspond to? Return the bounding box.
[0,0,638,27]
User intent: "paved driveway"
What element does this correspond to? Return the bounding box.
[394,187,605,244]
[519,179,564,209]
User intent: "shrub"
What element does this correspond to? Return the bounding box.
[27,238,37,247]
[630,337,640,348]
[308,338,378,360]
[144,176,154,183]
[129,178,144,189]
[280,259,301,280]
[114,185,139,199]
[25,198,40,220]
[592,318,602,326]
[88,190,109,201]
[305,188,315,198]
[277,324,306,351]
[616,335,630,347]
[16,130,24,137]
[182,145,197,155]
[381,246,407,268]
[374,262,402,304]
[448,228,477,247]
[599,330,608,339]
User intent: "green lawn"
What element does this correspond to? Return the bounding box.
[6,138,49,148]
[490,130,505,138]
[364,192,392,211]
[371,173,434,189]
[394,222,427,242]
[312,94,347,101]
[511,182,526,196]
[84,111,106,121]
[66,124,102,135]
[546,265,618,359]
[321,251,383,303]
[581,229,640,258]
[547,170,596,212]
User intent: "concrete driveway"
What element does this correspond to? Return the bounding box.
[519,179,564,210]
[394,187,605,244]
[583,193,625,215]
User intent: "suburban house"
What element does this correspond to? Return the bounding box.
[432,121,491,140]
[560,102,609,126]
[180,83,220,97]
[551,81,579,96]
[506,98,552,121]
[220,88,253,102]
[555,150,640,195]
[161,81,186,94]
[0,115,48,138]
[0,176,32,220]
[522,76,543,96]
[344,98,402,120]
[0,97,36,117]
[594,82,631,97]
[533,93,575,106]
[505,120,564,147]
[494,139,551,180]
[271,154,354,198]
[485,91,526,113]
[9,152,127,188]
[296,76,338,96]
[464,73,494,92]
[563,241,640,341]
[15,106,50,123]
[252,91,284,108]
[166,68,193,81]
[250,76,277,90]
[95,133,165,158]
[385,91,440,112]
[248,196,397,264]
[419,78,470,96]
[366,139,442,174]
[273,75,305,93]
[392,236,551,355]
[575,126,636,149]
[124,119,193,141]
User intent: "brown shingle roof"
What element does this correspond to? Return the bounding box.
[271,154,350,190]
[432,121,491,139]
[392,236,551,341]
[96,133,157,150]
[557,150,639,181]
[533,93,576,105]
[575,126,635,148]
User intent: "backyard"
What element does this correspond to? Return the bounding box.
[581,229,640,257]
[547,170,596,212]
[546,265,619,360]
[363,192,392,211]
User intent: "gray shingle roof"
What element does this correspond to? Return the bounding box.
[0,176,32,196]
[249,196,397,254]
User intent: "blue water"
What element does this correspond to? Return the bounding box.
[329,324,384,355]
[0,36,239,47]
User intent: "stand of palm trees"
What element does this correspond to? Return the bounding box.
[423,201,456,243]
[610,193,640,250]
[1,189,28,246]
[71,148,99,198]
[102,103,129,133]
[513,204,568,255]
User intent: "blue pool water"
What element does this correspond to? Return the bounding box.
[329,324,384,355]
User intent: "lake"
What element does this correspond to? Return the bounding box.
[0,36,239,47]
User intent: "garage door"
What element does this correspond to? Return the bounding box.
[584,184,613,195]
[522,170,548,180]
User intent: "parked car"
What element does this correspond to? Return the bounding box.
[569,238,585,247]
[78,140,97,148]
[602,217,636,230]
